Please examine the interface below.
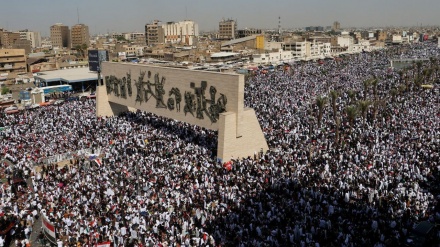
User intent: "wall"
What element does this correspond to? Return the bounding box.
[98,62,268,160]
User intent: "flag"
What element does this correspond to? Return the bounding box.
[42,214,56,244]
[223,161,232,171]
[88,154,99,160]
[94,159,102,166]
[95,241,111,247]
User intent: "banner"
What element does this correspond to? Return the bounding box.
[42,214,56,244]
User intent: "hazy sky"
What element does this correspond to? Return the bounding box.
[1,0,439,36]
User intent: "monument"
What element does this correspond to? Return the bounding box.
[97,62,268,161]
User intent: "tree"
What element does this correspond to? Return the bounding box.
[335,116,341,146]
[347,90,357,105]
[416,61,423,77]
[362,79,371,100]
[370,79,378,101]
[315,96,327,128]
[1,86,10,95]
[329,90,339,121]
[390,88,398,103]
[357,100,371,126]
[372,100,386,123]
[345,106,358,131]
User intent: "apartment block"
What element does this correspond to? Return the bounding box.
[50,23,70,48]
[19,30,42,48]
[218,19,237,40]
[71,24,90,48]
[145,20,165,46]
[1,31,20,48]
[162,20,199,45]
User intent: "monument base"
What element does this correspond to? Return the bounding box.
[217,108,268,161]
[96,85,129,117]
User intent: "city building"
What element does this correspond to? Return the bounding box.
[237,28,262,38]
[252,49,294,65]
[305,26,324,32]
[11,40,32,54]
[375,30,387,41]
[1,31,20,48]
[145,20,165,46]
[0,49,27,76]
[282,40,331,60]
[220,35,264,51]
[332,21,341,31]
[218,19,237,40]
[162,20,199,45]
[19,30,42,48]
[50,23,70,48]
[71,24,90,48]
[122,32,145,45]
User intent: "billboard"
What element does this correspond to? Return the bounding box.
[88,50,109,72]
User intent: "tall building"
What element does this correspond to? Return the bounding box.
[1,31,20,48]
[332,21,341,31]
[50,23,70,48]
[19,30,42,48]
[375,30,387,42]
[71,24,90,48]
[145,20,165,46]
[218,19,237,40]
[162,20,199,45]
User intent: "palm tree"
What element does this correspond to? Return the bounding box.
[370,79,379,101]
[362,79,371,100]
[414,76,423,90]
[81,43,88,58]
[372,100,386,123]
[345,106,358,132]
[335,116,341,146]
[357,100,371,126]
[347,90,357,104]
[416,61,423,77]
[390,88,398,103]
[329,90,339,121]
[315,96,328,128]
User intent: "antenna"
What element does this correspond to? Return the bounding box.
[185,5,188,20]
[77,7,80,24]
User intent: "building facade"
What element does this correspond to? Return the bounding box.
[19,30,42,48]
[252,50,295,64]
[237,28,262,38]
[0,49,27,75]
[1,31,20,48]
[162,20,199,45]
[50,23,70,48]
[218,19,237,40]
[145,20,165,46]
[332,21,341,31]
[71,24,90,48]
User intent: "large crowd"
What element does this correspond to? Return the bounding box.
[0,42,439,247]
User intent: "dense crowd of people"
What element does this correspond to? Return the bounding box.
[0,42,439,247]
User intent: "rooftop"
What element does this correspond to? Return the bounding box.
[34,67,97,83]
